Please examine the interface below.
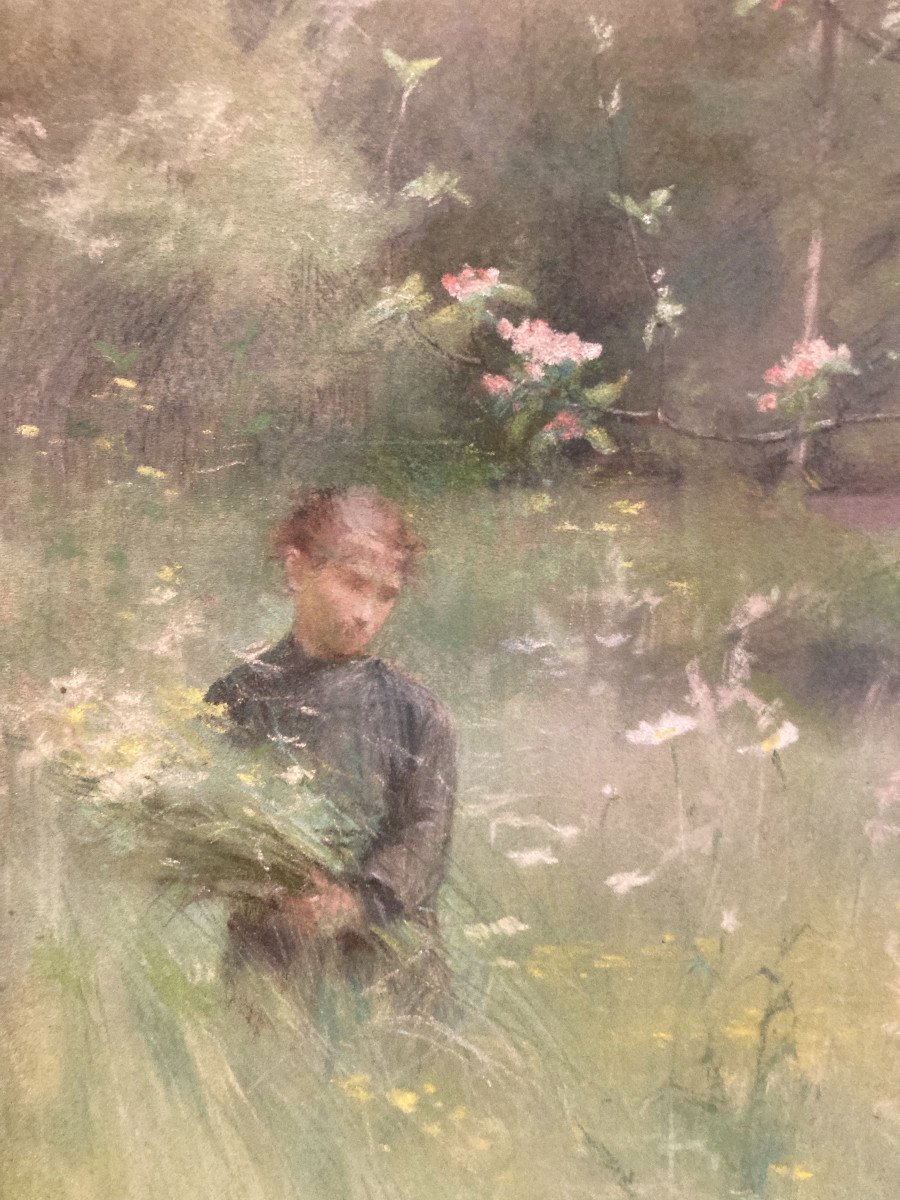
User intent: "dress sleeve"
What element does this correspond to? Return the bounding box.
[356,700,457,925]
[203,673,263,748]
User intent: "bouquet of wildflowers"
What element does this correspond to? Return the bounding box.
[3,669,349,901]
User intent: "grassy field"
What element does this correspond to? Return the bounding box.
[2,450,899,1200]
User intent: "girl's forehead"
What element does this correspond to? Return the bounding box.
[324,527,405,580]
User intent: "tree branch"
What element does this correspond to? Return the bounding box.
[407,319,483,365]
[818,0,900,62]
[606,405,900,444]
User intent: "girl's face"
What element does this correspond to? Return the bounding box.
[284,532,403,660]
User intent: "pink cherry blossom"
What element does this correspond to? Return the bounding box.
[497,317,603,367]
[757,392,778,413]
[761,338,853,392]
[542,410,584,440]
[441,265,500,300]
[799,337,851,369]
[792,354,817,379]
[481,373,514,396]
[524,361,545,381]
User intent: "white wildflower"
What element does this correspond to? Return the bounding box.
[738,720,799,756]
[625,711,697,745]
[464,916,529,942]
[721,908,740,934]
[506,847,559,868]
[594,632,631,648]
[727,588,780,633]
[605,868,656,895]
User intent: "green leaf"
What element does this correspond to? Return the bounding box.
[490,283,535,308]
[364,273,432,325]
[383,49,441,91]
[585,425,618,455]
[608,192,644,220]
[44,530,86,561]
[227,321,261,363]
[506,407,540,446]
[401,165,470,206]
[582,374,629,409]
[104,548,129,571]
[423,302,479,352]
[245,412,273,435]
[609,189,672,234]
[65,415,102,439]
[95,341,140,372]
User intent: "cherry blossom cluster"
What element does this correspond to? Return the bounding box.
[495,317,603,371]
[480,373,514,397]
[443,263,608,448]
[440,264,500,300]
[757,337,853,412]
[540,410,584,440]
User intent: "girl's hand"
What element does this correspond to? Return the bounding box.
[274,868,365,940]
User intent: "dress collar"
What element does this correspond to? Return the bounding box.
[272,631,372,673]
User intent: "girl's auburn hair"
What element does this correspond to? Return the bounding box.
[270,486,425,579]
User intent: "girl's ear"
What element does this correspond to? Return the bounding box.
[283,547,303,592]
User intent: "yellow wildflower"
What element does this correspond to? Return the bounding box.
[422,1123,441,1137]
[422,1082,437,1095]
[768,1164,814,1181]
[157,564,182,583]
[593,954,628,969]
[652,1031,673,1044]
[113,735,150,765]
[335,1074,373,1103]
[694,936,719,957]
[386,1089,418,1114]
[667,580,691,593]
[611,499,645,516]
[141,404,155,412]
[641,942,675,958]
[593,521,619,533]
[16,424,40,438]
[64,704,93,727]
[93,437,114,451]
[526,493,555,513]
[159,686,206,720]
[136,465,165,479]
[724,1022,757,1040]
[449,1106,467,1122]
[553,521,580,532]
[114,377,137,389]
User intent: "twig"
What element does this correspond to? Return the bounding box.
[407,318,482,366]
[606,405,900,444]
[195,460,248,473]
[383,88,411,190]
[818,0,900,63]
